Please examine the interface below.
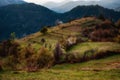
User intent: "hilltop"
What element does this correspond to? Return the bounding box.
[51,0,120,13]
[20,17,119,43]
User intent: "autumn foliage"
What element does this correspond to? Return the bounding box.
[82,20,119,42]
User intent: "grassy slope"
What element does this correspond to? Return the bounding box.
[69,42,120,54]
[0,55,120,80]
[1,17,120,80]
[18,17,103,50]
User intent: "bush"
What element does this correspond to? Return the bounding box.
[0,40,20,57]
[94,51,120,59]
[65,49,120,63]
[20,45,34,60]
[98,14,105,21]
[36,47,54,68]
[66,52,82,63]
[90,20,119,41]
[2,55,18,70]
[10,32,16,41]
[82,49,97,61]
[18,45,35,71]
[66,49,97,63]
[114,35,120,43]
[40,27,48,34]
[0,61,2,71]
[25,47,54,72]
[116,19,120,28]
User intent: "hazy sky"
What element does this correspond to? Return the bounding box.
[24,0,100,4]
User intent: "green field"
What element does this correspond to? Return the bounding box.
[0,55,120,80]
[69,42,120,54]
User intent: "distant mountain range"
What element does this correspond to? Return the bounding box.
[0,0,25,7]
[47,0,120,13]
[0,3,120,40]
[62,5,120,22]
[43,0,71,9]
[115,7,120,12]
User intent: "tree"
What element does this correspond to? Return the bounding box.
[54,43,63,64]
[98,14,105,21]
[10,32,16,41]
[116,19,120,28]
[40,27,48,34]
[41,38,46,43]
[0,61,2,71]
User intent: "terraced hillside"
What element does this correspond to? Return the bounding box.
[0,17,120,80]
[19,17,120,51]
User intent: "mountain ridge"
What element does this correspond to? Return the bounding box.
[0,3,60,40]
[52,0,120,13]
[0,0,25,7]
[62,5,120,22]
[0,4,120,40]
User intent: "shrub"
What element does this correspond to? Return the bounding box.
[94,51,120,59]
[65,52,82,63]
[8,42,20,57]
[82,49,96,61]
[25,56,38,72]
[20,45,34,60]
[2,55,18,70]
[65,49,97,63]
[25,47,54,72]
[0,40,20,57]
[41,38,46,43]
[116,19,120,28]
[36,47,54,68]
[18,45,35,71]
[10,32,16,41]
[0,61,2,71]
[0,40,21,70]
[114,35,120,43]
[40,27,48,34]
[65,49,119,63]
[98,14,105,21]
[90,20,119,41]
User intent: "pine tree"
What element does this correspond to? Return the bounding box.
[54,43,62,63]
[10,32,16,41]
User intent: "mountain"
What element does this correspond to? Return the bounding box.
[43,1,71,10]
[62,5,120,22]
[0,0,25,7]
[0,4,120,40]
[53,1,97,13]
[43,2,64,9]
[115,7,120,12]
[0,3,60,40]
[52,0,120,13]
[43,2,60,9]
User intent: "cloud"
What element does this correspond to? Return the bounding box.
[24,0,65,4]
[24,0,101,4]
[24,0,120,6]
